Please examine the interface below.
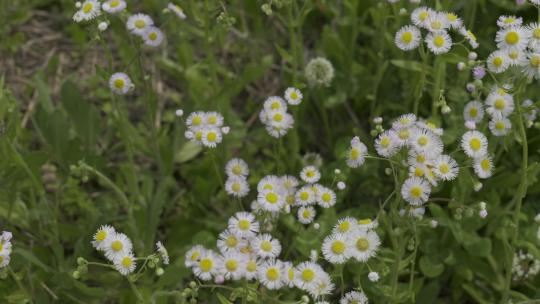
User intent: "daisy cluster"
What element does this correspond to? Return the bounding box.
[185,211,336,299]
[184,111,229,148]
[250,166,338,226]
[346,114,459,215]
[259,87,303,138]
[126,13,164,47]
[511,250,540,282]
[485,15,540,79]
[91,225,137,275]
[0,231,13,268]
[321,217,381,265]
[224,158,250,198]
[395,6,478,54]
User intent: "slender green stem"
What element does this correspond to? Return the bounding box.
[128,279,144,302]
[408,222,419,302]
[8,266,33,304]
[501,88,529,303]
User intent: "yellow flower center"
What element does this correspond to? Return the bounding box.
[356,238,369,251]
[134,19,146,29]
[300,191,309,201]
[266,192,278,204]
[416,154,426,163]
[531,57,540,67]
[410,186,422,198]
[447,13,457,21]
[469,107,478,118]
[266,268,279,281]
[439,163,450,174]
[338,221,350,232]
[231,183,241,192]
[247,261,257,272]
[414,167,424,177]
[419,11,429,21]
[417,136,428,146]
[398,129,410,140]
[190,251,200,261]
[206,132,217,142]
[232,165,242,175]
[238,219,250,231]
[261,240,272,252]
[200,258,213,272]
[321,193,331,202]
[96,230,107,242]
[111,240,123,252]
[225,260,238,271]
[358,218,372,225]
[148,32,158,41]
[493,57,503,67]
[273,113,283,122]
[192,116,202,126]
[263,184,273,190]
[301,269,315,282]
[290,91,298,99]
[271,101,281,110]
[505,31,519,45]
[225,236,238,247]
[401,32,413,43]
[114,78,125,89]
[110,0,119,8]
[509,51,519,59]
[494,99,505,110]
[331,240,346,254]
[302,209,311,218]
[495,121,506,130]
[480,159,491,171]
[431,20,442,30]
[534,28,540,39]
[121,256,133,267]
[195,131,203,141]
[433,36,445,47]
[469,138,481,151]
[288,268,295,280]
[380,137,391,148]
[82,2,93,13]
[208,116,217,124]
[350,148,359,160]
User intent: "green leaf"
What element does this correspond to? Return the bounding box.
[14,248,52,273]
[175,141,203,163]
[217,293,233,304]
[419,255,444,278]
[390,60,425,72]
[464,237,492,257]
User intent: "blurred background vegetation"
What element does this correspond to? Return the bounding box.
[0,0,540,303]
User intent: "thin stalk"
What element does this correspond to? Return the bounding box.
[8,266,33,304]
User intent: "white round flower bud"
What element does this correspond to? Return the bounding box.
[457,62,466,71]
[535,213,540,223]
[441,105,451,114]
[368,271,380,282]
[221,126,230,134]
[465,120,476,130]
[479,201,487,210]
[399,8,407,15]
[75,1,82,8]
[175,109,184,117]
[310,250,318,262]
[474,182,483,192]
[430,220,438,228]
[373,117,383,124]
[214,275,225,284]
[98,22,108,31]
[337,181,346,190]
[468,52,478,60]
[479,209,488,218]
[313,223,320,230]
[334,168,341,175]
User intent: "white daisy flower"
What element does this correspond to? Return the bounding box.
[425,12,449,32]
[113,253,136,276]
[91,225,115,251]
[487,50,510,73]
[322,233,351,264]
[463,101,485,123]
[282,261,297,288]
[306,272,335,298]
[253,234,281,259]
[506,49,526,66]
[243,257,260,280]
[461,131,488,158]
[375,130,399,158]
[219,252,246,280]
[264,116,294,138]
[416,121,444,136]
[392,113,417,129]
[143,26,164,47]
[474,155,494,179]
[103,232,133,261]
[346,136,368,168]
[401,177,431,205]
[295,186,316,206]
[185,245,206,268]
[186,111,206,127]
[109,72,134,95]
[258,260,285,290]
[332,217,359,234]
[496,26,530,51]
[127,13,154,36]
[284,87,303,105]
[340,291,368,304]
[357,219,378,231]
[410,128,444,156]
[434,155,459,181]
[459,27,479,49]
[225,158,249,178]
[520,52,540,80]
[168,2,186,19]
[348,229,380,262]
[489,115,512,136]
[294,261,324,290]
[316,187,336,208]
[194,250,220,281]
[408,150,433,166]
[201,127,223,148]
[257,175,281,192]
[426,31,452,55]
[485,90,515,117]
[156,241,169,265]
[257,189,285,212]
[298,206,316,224]
[280,175,299,191]
[527,23,540,50]
[102,0,126,13]
[395,25,422,51]
[228,212,259,238]
[411,6,434,28]
[0,252,10,268]
[300,166,321,184]
[368,271,380,282]
[263,96,288,112]
[445,12,463,29]
[74,0,101,22]
[225,176,250,198]
[497,15,522,28]
[217,230,246,254]
[205,111,224,127]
